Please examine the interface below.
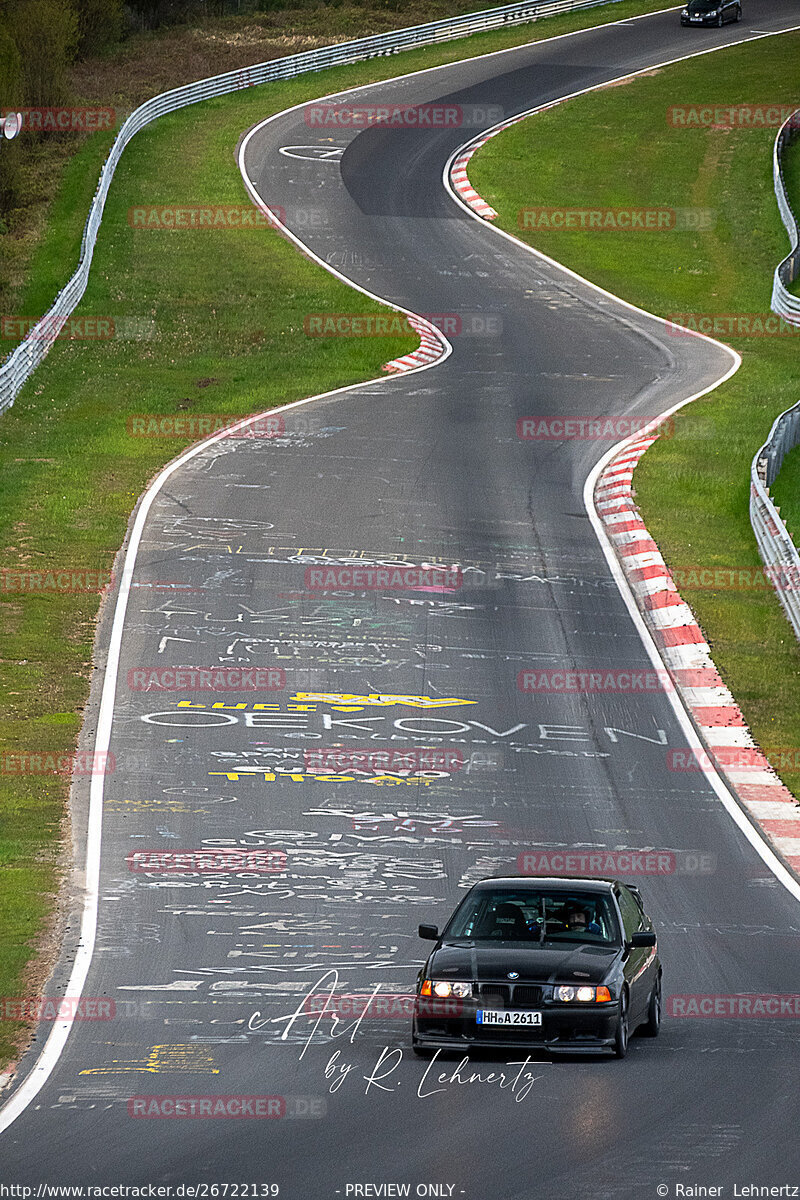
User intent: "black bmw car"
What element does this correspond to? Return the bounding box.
[680,0,741,25]
[412,876,661,1058]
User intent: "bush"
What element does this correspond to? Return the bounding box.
[9,0,79,108]
[75,0,124,56]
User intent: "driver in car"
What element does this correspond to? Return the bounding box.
[565,903,601,935]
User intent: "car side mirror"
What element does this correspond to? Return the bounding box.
[629,930,656,948]
[418,923,439,940]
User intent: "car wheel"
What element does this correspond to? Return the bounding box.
[640,973,662,1037]
[613,991,629,1058]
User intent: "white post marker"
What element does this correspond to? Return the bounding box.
[2,112,23,140]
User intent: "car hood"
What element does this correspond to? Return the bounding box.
[428,941,620,984]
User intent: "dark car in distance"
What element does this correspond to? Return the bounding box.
[680,0,741,24]
[412,876,661,1058]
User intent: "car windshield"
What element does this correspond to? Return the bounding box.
[690,2,720,8]
[444,889,621,945]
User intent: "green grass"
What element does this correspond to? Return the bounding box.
[470,31,800,793]
[0,0,680,1070]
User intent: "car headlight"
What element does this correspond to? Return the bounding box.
[556,985,613,1003]
[420,980,472,998]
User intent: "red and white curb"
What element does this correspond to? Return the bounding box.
[448,108,554,221]
[450,141,499,220]
[596,435,800,878]
[383,314,447,373]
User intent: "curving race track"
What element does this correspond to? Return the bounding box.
[3,4,800,1195]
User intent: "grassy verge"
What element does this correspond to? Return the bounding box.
[470,32,800,793]
[0,0,680,1072]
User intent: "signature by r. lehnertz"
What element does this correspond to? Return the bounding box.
[248,969,549,1102]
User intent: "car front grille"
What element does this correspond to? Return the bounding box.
[475,984,510,1007]
[475,983,544,1008]
[512,984,544,1008]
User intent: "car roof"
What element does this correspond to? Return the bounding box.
[471,875,618,893]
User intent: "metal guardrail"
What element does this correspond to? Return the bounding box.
[0,0,623,415]
[770,108,800,326]
[751,109,800,638]
[751,403,800,639]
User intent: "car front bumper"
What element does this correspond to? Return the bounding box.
[413,1002,619,1052]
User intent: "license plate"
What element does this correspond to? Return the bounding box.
[476,1009,542,1027]
[690,16,703,20]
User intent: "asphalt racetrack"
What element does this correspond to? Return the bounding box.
[3,3,800,1195]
